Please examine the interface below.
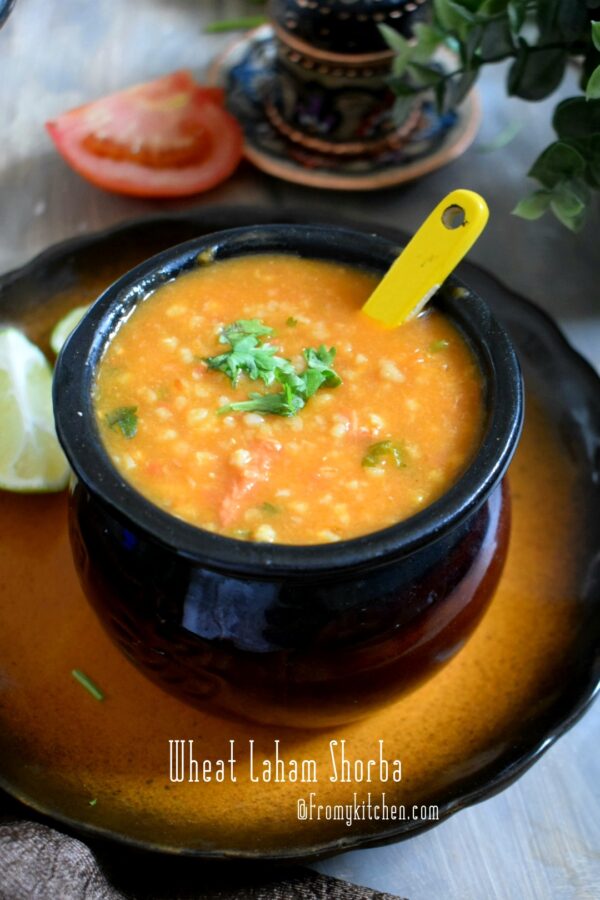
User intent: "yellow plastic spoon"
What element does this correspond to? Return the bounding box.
[362,189,489,328]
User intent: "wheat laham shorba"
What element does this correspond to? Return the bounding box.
[94,254,484,544]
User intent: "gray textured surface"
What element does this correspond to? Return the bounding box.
[0,1,599,898]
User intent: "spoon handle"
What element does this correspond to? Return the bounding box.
[362,189,489,328]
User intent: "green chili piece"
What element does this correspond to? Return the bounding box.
[362,440,406,469]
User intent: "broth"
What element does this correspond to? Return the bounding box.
[94,255,484,544]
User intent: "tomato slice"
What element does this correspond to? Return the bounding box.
[46,71,243,198]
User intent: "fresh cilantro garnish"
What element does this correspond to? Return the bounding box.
[362,440,406,468]
[220,383,305,418]
[302,346,342,395]
[209,320,342,417]
[105,406,138,439]
[223,319,274,340]
[261,502,281,514]
[204,319,295,387]
[286,316,298,327]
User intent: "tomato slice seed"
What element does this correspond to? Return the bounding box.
[82,128,212,169]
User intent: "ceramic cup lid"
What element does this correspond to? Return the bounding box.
[270,0,428,55]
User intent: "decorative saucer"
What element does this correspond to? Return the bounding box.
[208,26,481,191]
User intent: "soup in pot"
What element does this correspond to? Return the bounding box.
[94,254,484,544]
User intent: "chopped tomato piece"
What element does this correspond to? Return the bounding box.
[46,71,243,198]
[220,440,282,528]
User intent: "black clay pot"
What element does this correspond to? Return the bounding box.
[53,224,523,728]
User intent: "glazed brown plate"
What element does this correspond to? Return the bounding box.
[0,208,598,861]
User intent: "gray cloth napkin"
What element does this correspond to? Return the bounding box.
[0,796,405,900]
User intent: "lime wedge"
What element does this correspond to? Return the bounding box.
[50,304,89,355]
[0,328,70,492]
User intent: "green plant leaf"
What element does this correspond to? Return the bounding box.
[551,98,600,188]
[411,23,444,62]
[447,0,478,22]
[480,17,515,60]
[568,176,591,203]
[536,0,557,35]
[557,0,588,42]
[586,64,600,99]
[580,42,600,92]
[551,181,587,217]
[528,141,586,187]
[553,96,600,138]
[378,23,411,56]
[549,196,587,231]
[391,55,411,78]
[435,78,448,112]
[480,0,511,15]
[463,23,484,64]
[507,40,528,92]
[508,44,567,100]
[407,62,445,87]
[387,78,418,96]
[434,0,472,35]
[380,23,413,76]
[507,0,527,34]
[403,0,600,233]
[512,190,552,220]
[447,68,479,108]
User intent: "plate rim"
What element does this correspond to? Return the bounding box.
[0,206,599,861]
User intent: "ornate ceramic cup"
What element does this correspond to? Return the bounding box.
[266,0,429,155]
[54,224,524,730]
